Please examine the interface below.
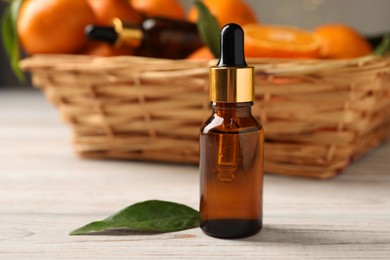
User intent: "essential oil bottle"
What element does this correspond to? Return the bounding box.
[85,17,203,59]
[199,23,264,239]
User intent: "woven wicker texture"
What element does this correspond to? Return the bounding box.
[21,55,390,179]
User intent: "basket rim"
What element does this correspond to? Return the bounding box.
[20,54,390,76]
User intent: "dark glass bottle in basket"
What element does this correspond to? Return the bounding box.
[85,17,204,59]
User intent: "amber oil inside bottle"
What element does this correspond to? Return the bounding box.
[200,102,264,238]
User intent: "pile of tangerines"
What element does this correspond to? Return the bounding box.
[17,0,372,60]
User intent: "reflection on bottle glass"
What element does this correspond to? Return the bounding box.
[217,134,238,182]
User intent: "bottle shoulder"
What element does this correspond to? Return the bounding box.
[201,113,263,135]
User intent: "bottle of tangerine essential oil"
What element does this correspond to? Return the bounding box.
[199,23,264,239]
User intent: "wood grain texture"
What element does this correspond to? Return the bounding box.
[0,89,389,259]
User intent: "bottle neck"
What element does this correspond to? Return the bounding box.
[112,18,143,48]
[212,102,253,117]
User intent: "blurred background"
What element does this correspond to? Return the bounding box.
[1,0,389,87]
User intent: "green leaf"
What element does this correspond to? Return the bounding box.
[194,0,220,58]
[1,0,24,82]
[70,200,200,235]
[373,34,390,56]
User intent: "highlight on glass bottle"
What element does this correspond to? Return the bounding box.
[199,23,264,239]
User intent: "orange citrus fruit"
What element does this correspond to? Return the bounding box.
[186,46,215,60]
[314,24,372,59]
[188,0,257,27]
[243,24,321,59]
[18,0,96,54]
[88,0,142,26]
[130,0,185,20]
[79,42,134,57]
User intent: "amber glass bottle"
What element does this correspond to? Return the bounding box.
[85,17,203,59]
[199,24,264,238]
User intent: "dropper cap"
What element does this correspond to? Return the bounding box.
[85,25,118,44]
[209,23,254,102]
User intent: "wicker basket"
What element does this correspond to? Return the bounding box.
[20,54,390,179]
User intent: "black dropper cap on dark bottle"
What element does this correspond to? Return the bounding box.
[85,25,118,44]
[217,23,248,67]
[210,23,254,102]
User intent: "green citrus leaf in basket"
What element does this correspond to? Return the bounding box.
[1,0,25,82]
[373,34,390,57]
[70,200,199,235]
[194,0,220,59]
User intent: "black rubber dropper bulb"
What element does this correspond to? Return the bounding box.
[217,23,248,67]
[85,25,118,45]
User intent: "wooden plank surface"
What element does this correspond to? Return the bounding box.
[0,89,389,259]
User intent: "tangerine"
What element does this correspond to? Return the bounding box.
[186,46,215,60]
[131,0,185,20]
[18,0,96,54]
[88,0,142,26]
[188,0,257,27]
[243,24,321,59]
[314,24,372,59]
[79,42,134,57]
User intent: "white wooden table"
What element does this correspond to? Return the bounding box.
[1,89,389,259]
